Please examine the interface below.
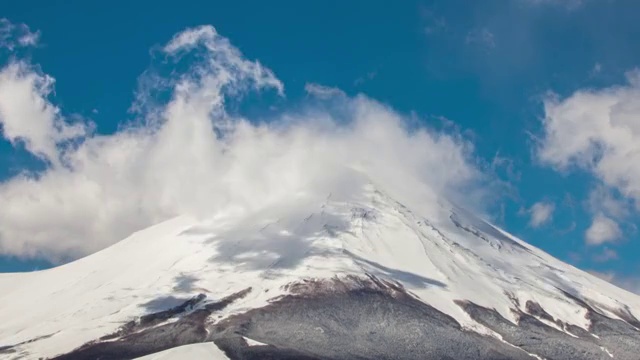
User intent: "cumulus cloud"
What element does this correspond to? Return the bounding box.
[0,25,484,262]
[527,201,555,227]
[538,71,640,206]
[585,214,621,245]
[0,18,40,50]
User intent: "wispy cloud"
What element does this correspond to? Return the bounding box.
[491,150,521,182]
[420,7,447,35]
[589,62,602,77]
[304,83,345,99]
[354,70,377,87]
[556,221,576,235]
[527,201,555,227]
[0,62,88,164]
[586,186,630,220]
[592,247,618,262]
[0,18,40,51]
[465,28,496,49]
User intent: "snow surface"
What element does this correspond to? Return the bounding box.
[243,336,268,347]
[134,342,229,360]
[1,180,639,359]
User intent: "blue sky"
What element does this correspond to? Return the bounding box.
[0,0,639,291]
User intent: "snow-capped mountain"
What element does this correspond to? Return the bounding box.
[1,181,639,360]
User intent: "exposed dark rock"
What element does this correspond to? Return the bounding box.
[0,333,55,357]
[524,300,554,323]
[0,345,16,354]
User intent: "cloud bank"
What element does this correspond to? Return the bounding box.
[0,25,485,262]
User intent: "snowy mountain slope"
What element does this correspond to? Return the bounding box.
[1,181,639,359]
[134,343,229,360]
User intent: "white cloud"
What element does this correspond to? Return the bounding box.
[0,25,485,262]
[538,70,640,207]
[162,25,284,97]
[304,83,345,99]
[538,70,640,244]
[0,18,40,50]
[528,201,555,227]
[586,186,629,219]
[0,62,87,164]
[585,214,621,245]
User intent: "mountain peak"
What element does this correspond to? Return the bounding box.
[1,183,639,359]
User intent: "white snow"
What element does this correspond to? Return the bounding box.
[243,336,268,347]
[134,342,230,360]
[1,180,639,359]
[600,346,614,358]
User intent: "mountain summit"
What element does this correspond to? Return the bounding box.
[1,181,639,360]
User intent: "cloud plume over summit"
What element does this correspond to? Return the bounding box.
[0,25,486,262]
